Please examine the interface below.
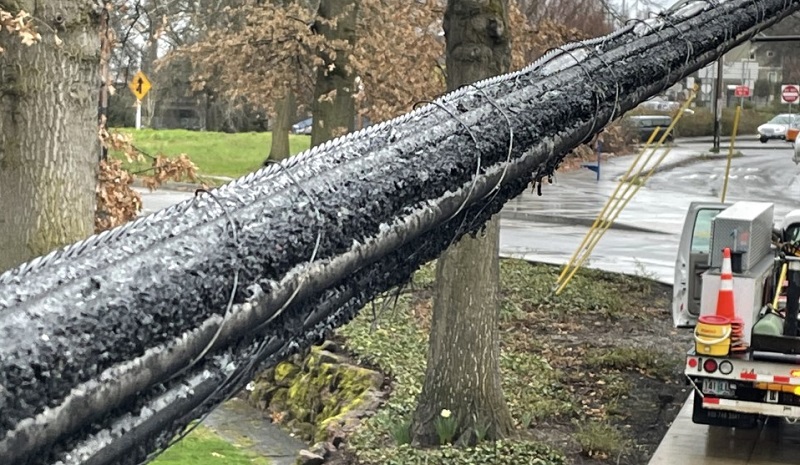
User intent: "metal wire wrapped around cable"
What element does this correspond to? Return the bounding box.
[1,1,799,464]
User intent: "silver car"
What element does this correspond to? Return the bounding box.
[758,114,800,143]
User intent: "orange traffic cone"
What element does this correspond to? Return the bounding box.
[716,248,736,320]
[717,248,748,352]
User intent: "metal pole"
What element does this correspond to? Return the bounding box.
[713,58,724,152]
[135,99,142,130]
[721,105,741,203]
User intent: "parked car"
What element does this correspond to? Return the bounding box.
[757,114,800,143]
[291,118,313,135]
[625,115,675,143]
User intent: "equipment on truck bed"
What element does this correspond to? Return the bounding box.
[674,201,800,427]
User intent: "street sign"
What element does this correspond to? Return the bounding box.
[782,84,800,104]
[734,85,750,98]
[128,70,152,101]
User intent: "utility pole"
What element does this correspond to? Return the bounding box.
[713,57,724,152]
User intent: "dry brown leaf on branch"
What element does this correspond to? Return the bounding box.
[95,159,143,233]
[95,127,199,232]
[0,8,41,52]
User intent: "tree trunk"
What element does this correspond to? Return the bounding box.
[141,35,159,128]
[310,0,357,147]
[411,0,514,447]
[267,91,295,162]
[0,1,99,272]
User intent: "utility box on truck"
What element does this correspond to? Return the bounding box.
[709,201,773,272]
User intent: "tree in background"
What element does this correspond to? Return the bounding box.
[309,0,358,145]
[0,1,100,272]
[411,0,514,445]
[176,0,444,157]
[518,0,611,38]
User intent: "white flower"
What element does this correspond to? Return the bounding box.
[440,409,451,419]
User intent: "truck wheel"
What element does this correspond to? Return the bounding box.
[691,392,759,429]
[760,136,769,143]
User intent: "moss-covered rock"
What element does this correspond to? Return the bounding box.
[250,344,384,443]
[275,361,301,384]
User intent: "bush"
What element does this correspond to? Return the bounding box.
[624,104,778,138]
[675,107,776,138]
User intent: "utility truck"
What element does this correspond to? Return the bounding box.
[674,200,800,427]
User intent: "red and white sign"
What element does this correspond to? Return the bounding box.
[782,84,800,104]
[734,85,750,98]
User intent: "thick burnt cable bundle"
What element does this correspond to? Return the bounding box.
[1,1,799,464]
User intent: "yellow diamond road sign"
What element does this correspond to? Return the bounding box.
[129,70,152,101]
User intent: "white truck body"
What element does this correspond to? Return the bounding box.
[675,201,800,427]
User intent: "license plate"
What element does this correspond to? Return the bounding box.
[702,379,735,397]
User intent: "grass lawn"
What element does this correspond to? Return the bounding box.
[151,425,270,465]
[109,128,311,179]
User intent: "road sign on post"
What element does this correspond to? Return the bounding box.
[129,70,152,101]
[782,84,800,104]
[734,85,750,98]
[128,71,152,130]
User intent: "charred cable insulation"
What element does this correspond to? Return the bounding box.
[1,1,799,464]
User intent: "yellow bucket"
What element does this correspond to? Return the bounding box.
[695,315,732,356]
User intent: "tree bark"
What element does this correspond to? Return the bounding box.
[267,91,295,162]
[411,0,514,447]
[310,0,357,147]
[0,1,99,272]
[141,28,159,128]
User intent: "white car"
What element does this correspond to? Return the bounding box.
[758,114,800,143]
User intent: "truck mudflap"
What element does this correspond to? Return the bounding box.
[703,396,800,419]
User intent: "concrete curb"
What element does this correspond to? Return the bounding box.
[616,152,734,183]
[131,179,226,192]
[649,152,731,175]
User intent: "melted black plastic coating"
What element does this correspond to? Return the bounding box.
[1,1,799,464]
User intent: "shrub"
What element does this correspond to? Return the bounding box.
[675,107,776,138]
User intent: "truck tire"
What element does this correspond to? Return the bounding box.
[692,392,759,429]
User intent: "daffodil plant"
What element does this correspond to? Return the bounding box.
[434,408,458,445]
